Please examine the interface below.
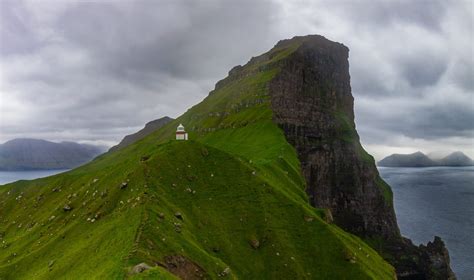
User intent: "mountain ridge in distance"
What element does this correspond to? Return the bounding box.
[439,151,474,166]
[0,138,106,171]
[109,116,174,152]
[378,151,473,167]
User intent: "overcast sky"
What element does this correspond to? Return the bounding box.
[0,0,472,160]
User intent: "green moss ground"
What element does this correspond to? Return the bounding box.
[0,39,395,279]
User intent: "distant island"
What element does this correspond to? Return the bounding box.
[378,151,474,167]
[0,138,107,170]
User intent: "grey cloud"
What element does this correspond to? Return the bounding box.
[0,0,41,55]
[348,29,450,96]
[350,63,393,97]
[407,104,474,139]
[1,0,277,145]
[356,99,474,143]
[0,0,472,158]
[398,51,448,88]
[54,1,275,83]
[450,59,474,91]
[333,0,449,31]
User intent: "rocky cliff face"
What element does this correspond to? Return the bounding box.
[268,35,399,239]
[267,35,455,279]
[419,237,456,279]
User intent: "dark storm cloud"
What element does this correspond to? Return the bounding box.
[298,0,473,157]
[398,51,448,88]
[310,0,466,98]
[0,0,472,158]
[54,1,275,82]
[409,105,474,139]
[0,0,277,145]
[356,100,474,141]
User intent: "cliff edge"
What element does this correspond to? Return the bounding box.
[264,35,455,279]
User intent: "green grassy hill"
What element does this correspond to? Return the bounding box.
[0,38,395,279]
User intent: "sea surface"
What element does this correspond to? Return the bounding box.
[379,166,474,280]
[0,169,69,185]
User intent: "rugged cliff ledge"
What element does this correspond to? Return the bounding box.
[266,35,455,279]
[268,36,399,240]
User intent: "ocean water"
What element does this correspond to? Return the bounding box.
[379,166,474,280]
[0,169,69,185]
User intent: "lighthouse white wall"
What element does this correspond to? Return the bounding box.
[176,133,188,140]
[176,123,188,140]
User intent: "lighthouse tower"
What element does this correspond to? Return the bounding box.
[175,124,188,140]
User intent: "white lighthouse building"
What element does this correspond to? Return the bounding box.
[176,124,188,140]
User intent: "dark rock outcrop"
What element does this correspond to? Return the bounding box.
[161,255,207,280]
[267,35,455,279]
[130,262,152,274]
[269,35,398,239]
[419,237,456,279]
[379,237,456,280]
[109,116,173,152]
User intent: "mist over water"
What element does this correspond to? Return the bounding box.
[379,166,474,280]
[0,170,69,185]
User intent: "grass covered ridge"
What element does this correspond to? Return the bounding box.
[0,39,395,279]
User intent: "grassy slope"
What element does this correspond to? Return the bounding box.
[0,40,395,279]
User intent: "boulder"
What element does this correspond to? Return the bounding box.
[303,215,314,222]
[130,263,152,274]
[174,212,183,220]
[218,267,231,277]
[249,238,260,249]
[418,236,456,279]
[323,209,334,224]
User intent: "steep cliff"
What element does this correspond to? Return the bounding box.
[265,35,455,279]
[268,36,399,240]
